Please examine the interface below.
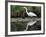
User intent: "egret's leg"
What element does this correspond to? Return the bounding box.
[24,25,28,31]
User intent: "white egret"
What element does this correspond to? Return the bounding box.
[23,7,37,31]
[23,7,37,17]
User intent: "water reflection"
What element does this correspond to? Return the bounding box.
[11,18,41,31]
[25,21,37,31]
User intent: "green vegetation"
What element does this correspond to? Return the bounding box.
[11,5,41,18]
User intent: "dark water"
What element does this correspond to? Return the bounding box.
[11,20,41,32]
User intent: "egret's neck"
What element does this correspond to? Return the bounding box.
[24,8,28,14]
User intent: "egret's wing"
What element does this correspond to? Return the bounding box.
[28,12,37,16]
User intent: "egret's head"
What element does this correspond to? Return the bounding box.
[23,7,26,8]
[23,7,27,10]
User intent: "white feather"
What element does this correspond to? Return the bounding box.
[23,7,37,17]
[27,12,37,17]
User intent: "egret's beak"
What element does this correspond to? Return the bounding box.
[23,7,26,8]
